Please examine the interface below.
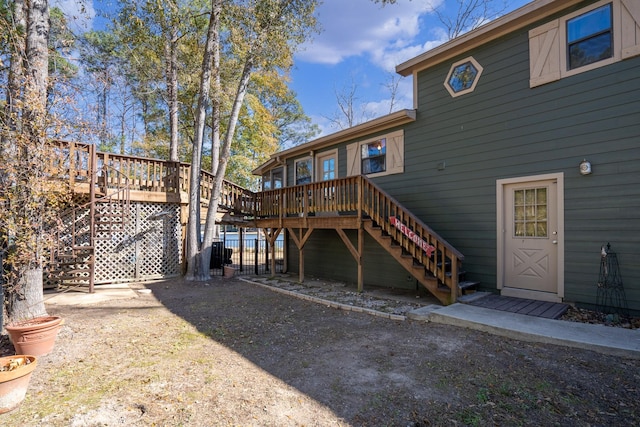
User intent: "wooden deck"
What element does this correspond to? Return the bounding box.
[465,294,569,319]
[45,140,465,304]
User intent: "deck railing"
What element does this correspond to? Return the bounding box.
[255,177,361,217]
[253,175,463,295]
[47,140,255,213]
[48,140,462,295]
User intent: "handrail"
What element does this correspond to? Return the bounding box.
[359,175,463,293]
[255,177,360,217]
[46,141,255,214]
[200,170,256,215]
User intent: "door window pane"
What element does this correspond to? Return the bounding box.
[513,187,548,237]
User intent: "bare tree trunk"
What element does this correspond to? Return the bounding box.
[185,0,220,280]
[166,30,180,162]
[5,0,51,323]
[6,268,47,322]
[200,57,253,273]
[4,0,26,136]
[201,0,223,265]
[210,21,221,176]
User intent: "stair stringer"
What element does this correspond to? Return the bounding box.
[363,220,452,305]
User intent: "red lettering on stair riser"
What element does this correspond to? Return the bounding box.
[389,217,436,257]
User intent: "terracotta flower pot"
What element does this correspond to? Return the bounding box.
[223,266,235,278]
[6,316,64,357]
[0,355,37,414]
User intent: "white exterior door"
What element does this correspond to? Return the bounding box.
[497,174,564,302]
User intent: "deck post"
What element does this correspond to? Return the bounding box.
[357,225,364,292]
[450,255,458,304]
[297,227,305,282]
[88,144,97,293]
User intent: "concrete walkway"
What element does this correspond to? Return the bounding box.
[408,303,640,359]
[44,283,141,306]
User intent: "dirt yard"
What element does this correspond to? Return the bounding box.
[2,276,639,426]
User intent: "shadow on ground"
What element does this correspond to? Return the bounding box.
[141,276,640,426]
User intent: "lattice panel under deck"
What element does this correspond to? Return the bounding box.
[94,202,182,283]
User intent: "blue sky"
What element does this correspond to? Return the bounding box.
[55,0,530,137]
[291,0,530,135]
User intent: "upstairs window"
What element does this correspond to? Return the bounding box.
[347,130,404,177]
[361,138,386,174]
[567,3,613,70]
[529,0,640,88]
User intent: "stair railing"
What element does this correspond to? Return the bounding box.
[199,170,256,215]
[359,176,464,300]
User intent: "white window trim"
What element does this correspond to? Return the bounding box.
[443,56,484,98]
[559,0,619,80]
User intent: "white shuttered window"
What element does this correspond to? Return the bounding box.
[346,130,404,177]
[529,0,640,88]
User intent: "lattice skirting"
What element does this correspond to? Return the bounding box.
[94,202,182,283]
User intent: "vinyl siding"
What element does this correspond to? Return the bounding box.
[283,1,640,312]
[377,25,640,311]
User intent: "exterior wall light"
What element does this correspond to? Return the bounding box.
[579,159,592,175]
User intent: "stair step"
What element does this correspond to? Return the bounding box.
[459,281,480,290]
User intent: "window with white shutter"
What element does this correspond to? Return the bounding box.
[529,0,640,88]
[346,130,404,177]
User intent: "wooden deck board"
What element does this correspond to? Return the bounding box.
[465,294,568,319]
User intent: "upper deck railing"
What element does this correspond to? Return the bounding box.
[48,140,255,214]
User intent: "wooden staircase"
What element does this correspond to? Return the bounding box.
[251,175,477,305]
[359,177,478,305]
[47,144,131,292]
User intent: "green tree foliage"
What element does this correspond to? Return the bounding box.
[92,0,318,167]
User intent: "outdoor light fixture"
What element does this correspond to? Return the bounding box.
[579,159,592,175]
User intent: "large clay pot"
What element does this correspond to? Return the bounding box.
[5,316,63,356]
[0,355,37,414]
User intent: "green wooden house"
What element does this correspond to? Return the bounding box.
[253,0,640,314]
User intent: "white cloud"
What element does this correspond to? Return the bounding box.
[297,0,444,67]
